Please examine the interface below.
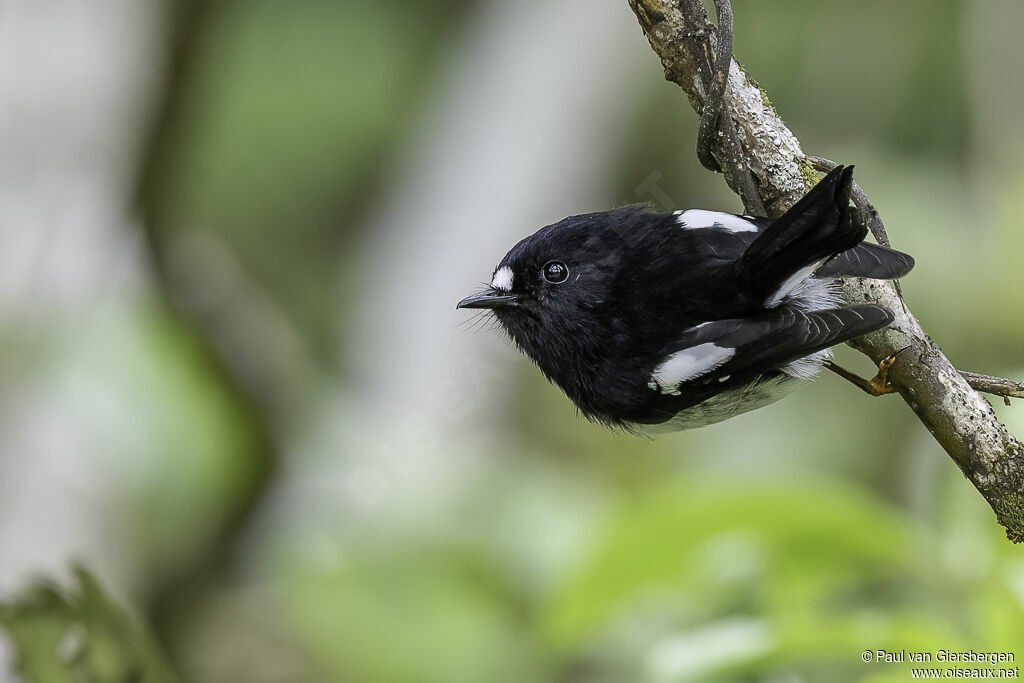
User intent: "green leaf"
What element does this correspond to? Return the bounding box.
[0,567,175,683]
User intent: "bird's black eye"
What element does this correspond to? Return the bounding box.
[542,261,568,284]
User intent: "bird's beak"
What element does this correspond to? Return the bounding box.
[456,289,521,310]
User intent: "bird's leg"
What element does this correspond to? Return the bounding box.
[824,348,909,397]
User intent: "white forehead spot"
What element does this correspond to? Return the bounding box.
[676,209,758,233]
[648,343,735,395]
[491,266,514,292]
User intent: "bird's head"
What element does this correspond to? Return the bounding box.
[457,207,672,385]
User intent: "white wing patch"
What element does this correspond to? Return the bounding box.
[491,266,514,292]
[674,209,758,233]
[648,343,735,395]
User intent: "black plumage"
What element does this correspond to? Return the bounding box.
[457,166,914,431]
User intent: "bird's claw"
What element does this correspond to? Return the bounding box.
[824,346,910,397]
[865,356,897,395]
[863,346,911,395]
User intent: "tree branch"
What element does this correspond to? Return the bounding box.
[627,0,1024,542]
[960,372,1024,403]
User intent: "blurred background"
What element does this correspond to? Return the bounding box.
[1,0,1024,681]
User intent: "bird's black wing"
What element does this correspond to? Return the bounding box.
[815,242,915,280]
[737,225,915,280]
[735,165,866,305]
[725,170,914,282]
[647,303,893,394]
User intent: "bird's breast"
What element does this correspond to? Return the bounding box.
[634,373,804,432]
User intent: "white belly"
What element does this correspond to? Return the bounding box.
[637,368,818,433]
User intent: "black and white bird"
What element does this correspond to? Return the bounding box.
[457,166,914,431]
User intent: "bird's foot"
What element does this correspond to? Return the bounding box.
[824,347,910,397]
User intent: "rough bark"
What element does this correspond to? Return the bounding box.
[627,0,1024,541]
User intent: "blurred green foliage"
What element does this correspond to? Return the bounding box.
[264,477,1024,682]
[541,480,1023,681]
[168,0,460,357]
[47,301,257,585]
[4,0,1024,681]
[0,568,174,683]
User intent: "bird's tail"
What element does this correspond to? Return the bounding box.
[737,165,865,306]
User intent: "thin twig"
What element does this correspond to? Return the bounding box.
[696,0,766,216]
[695,1,730,172]
[962,371,1024,404]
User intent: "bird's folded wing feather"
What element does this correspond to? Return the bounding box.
[815,242,915,280]
[648,304,894,394]
[736,166,866,305]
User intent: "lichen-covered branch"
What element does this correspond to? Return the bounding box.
[627,0,1024,541]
